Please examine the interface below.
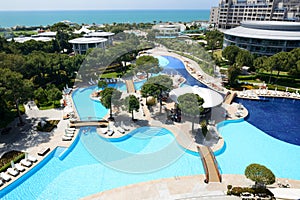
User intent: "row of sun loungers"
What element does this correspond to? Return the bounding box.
[99,124,129,137]
[0,154,37,187]
[62,128,76,141]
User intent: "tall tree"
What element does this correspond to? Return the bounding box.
[0,68,33,125]
[236,49,254,67]
[99,87,122,120]
[123,95,140,121]
[135,55,161,80]
[253,56,268,73]
[222,45,241,65]
[177,93,204,133]
[227,64,241,86]
[140,75,173,98]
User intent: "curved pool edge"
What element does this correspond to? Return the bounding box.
[0,129,81,197]
[81,174,300,200]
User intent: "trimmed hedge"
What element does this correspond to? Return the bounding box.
[227,186,273,197]
[0,151,25,172]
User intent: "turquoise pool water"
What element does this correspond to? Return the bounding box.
[72,86,108,120]
[216,120,300,180]
[0,127,204,200]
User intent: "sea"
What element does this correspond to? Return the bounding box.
[0,10,210,28]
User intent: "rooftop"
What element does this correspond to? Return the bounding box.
[68,37,108,44]
[37,31,57,37]
[224,21,300,40]
[84,31,115,37]
[7,36,54,43]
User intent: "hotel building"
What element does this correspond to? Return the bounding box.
[68,37,108,55]
[223,21,300,56]
[213,0,300,29]
[68,31,115,55]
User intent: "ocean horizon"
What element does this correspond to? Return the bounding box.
[0,10,210,28]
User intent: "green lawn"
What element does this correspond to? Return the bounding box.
[39,100,61,110]
[99,72,119,79]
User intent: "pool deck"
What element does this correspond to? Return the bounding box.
[82,175,300,200]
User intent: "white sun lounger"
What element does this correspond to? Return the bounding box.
[0,179,3,186]
[117,127,125,134]
[15,163,25,172]
[64,133,74,137]
[67,128,76,131]
[107,129,114,136]
[65,129,75,134]
[7,168,19,177]
[62,136,72,141]
[0,172,11,182]
[20,159,32,167]
[27,155,37,163]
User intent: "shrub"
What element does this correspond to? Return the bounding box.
[200,120,208,137]
[0,151,25,172]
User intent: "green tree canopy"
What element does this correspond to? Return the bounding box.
[253,56,268,73]
[236,49,254,67]
[123,95,140,120]
[0,68,33,124]
[98,80,108,88]
[135,55,161,79]
[227,64,241,86]
[177,93,204,132]
[140,75,173,98]
[99,87,122,120]
[205,30,224,51]
[222,45,241,65]
[45,86,62,106]
[245,163,275,188]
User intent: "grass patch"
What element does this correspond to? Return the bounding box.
[0,150,25,172]
[99,72,119,79]
[36,120,60,132]
[39,100,61,110]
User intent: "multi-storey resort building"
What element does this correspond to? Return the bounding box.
[223,21,300,56]
[213,0,300,29]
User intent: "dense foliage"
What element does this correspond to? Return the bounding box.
[99,87,122,120]
[123,95,140,120]
[177,93,204,132]
[140,75,173,98]
[245,163,275,187]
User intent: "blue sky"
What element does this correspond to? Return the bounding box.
[1,0,219,10]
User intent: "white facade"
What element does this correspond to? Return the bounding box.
[209,7,219,25]
[68,37,108,55]
[8,36,54,43]
[214,0,300,29]
[37,31,57,37]
[152,23,186,37]
[84,31,115,45]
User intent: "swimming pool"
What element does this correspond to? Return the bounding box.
[0,127,204,200]
[159,56,207,88]
[216,119,300,180]
[72,56,204,121]
[72,86,108,120]
[215,97,300,180]
[235,97,300,145]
